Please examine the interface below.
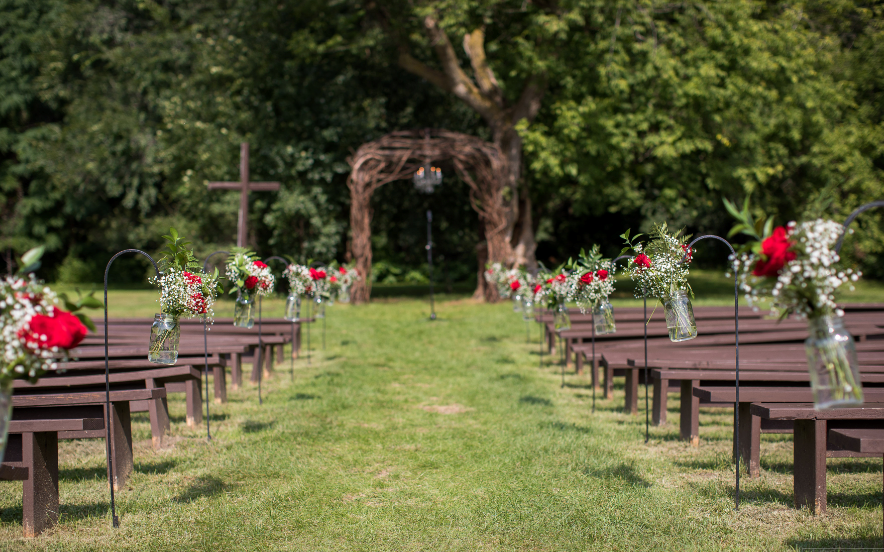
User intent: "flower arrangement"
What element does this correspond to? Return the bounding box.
[545,271,570,306]
[150,229,221,323]
[1,247,97,386]
[334,264,360,302]
[621,224,694,302]
[725,198,859,320]
[307,266,329,298]
[282,263,313,297]
[565,246,616,313]
[226,248,275,298]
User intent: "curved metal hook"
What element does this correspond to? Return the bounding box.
[264,255,288,267]
[681,234,736,264]
[835,200,884,254]
[203,250,230,272]
[103,249,158,529]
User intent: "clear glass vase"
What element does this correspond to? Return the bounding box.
[314,296,326,319]
[512,294,523,313]
[0,380,11,463]
[148,313,180,364]
[339,289,351,304]
[664,290,697,342]
[522,296,534,321]
[806,316,864,409]
[593,300,617,335]
[234,294,255,329]
[554,301,571,332]
[284,294,301,322]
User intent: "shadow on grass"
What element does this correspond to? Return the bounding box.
[543,421,593,435]
[519,396,552,407]
[0,501,109,525]
[584,462,650,487]
[314,371,342,379]
[499,373,524,380]
[59,459,178,482]
[241,420,276,433]
[786,537,881,551]
[291,393,320,400]
[174,475,229,503]
[480,335,502,343]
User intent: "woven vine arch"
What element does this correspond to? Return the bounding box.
[347,129,511,303]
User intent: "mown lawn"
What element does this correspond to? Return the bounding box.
[0,279,882,550]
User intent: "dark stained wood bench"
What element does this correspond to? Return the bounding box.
[694,385,884,477]
[2,411,104,537]
[829,428,884,453]
[751,402,884,514]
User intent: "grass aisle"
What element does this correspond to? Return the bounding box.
[0,297,881,550]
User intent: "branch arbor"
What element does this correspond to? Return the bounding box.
[389,11,547,269]
[208,143,280,248]
[347,129,507,304]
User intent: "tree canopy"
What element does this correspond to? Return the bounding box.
[1,0,882,284]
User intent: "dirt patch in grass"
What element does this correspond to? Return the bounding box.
[420,403,472,414]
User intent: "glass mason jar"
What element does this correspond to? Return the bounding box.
[554,301,571,332]
[805,315,864,409]
[0,379,11,463]
[593,300,617,335]
[339,289,351,303]
[148,313,180,364]
[522,296,534,322]
[512,294,523,313]
[284,294,301,322]
[664,290,697,342]
[314,295,326,319]
[234,294,255,329]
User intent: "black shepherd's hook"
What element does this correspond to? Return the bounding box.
[680,235,741,511]
[835,200,884,254]
[310,261,328,351]
[604,255,634,416]
[264,256,292,384]
[104,249,160,528]
[201,250,229,441]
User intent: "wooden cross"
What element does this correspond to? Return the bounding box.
[208,142,280,247]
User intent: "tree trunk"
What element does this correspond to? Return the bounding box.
[495,124,537,270]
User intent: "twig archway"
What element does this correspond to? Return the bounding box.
[347,129,511,303]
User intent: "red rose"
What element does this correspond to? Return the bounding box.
[595,269,608,281]
[330,275,337,283]
[533,284,542,294]
[21,307,87,350]
[545,278,554,284]
[681,244,693,263]
[555,274,567,283]
[244,276,258,290]
[579,272,594,286]
[183,271,202,285]
[753,226,796,277]
[339,266,347,274]
[510,280,521,291]
[190,293,208,314]
[252,260,268,269]
[309,268,326,280]
[634,253,651,268]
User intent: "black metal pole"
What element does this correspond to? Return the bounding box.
[592,317,596,413]
[683,234,740,510]
[306,298,311,364]
[539,311,544,370]
[427,210,436,321]
[263,255,290,382]
[258,296,263,405]
[644,294,649,444]
[104,249,159,528]
[201,250,229,442]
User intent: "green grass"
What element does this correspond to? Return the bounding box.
[0,291,882,550]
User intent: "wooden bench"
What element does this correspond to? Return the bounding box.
[1,411,105,537]
[751,402,884,514]
[694,385,884,476]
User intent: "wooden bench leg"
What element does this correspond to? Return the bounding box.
[109,402,134,491]
[736,403,761,477]
[548,330,555,355]
[22,432,59,538]
[276,343,285,365]
[264,344,274,377]
[295,325,301,359]
[604,362,613,400]
[794,419,827,514]
[624,369,638,415]
[185,379,202,428]
[230,353,242,389]
[213,364,227,404]
[250,347,262,384]
[680,380,699,446]
[146,378,170,449]
[652,376,668,426]
[575,350,584,375]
